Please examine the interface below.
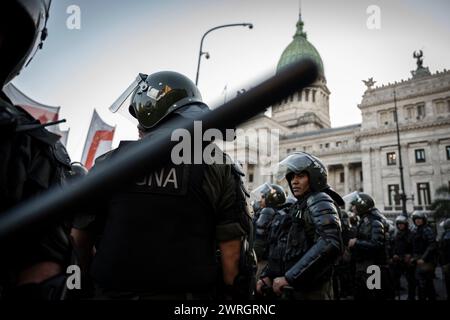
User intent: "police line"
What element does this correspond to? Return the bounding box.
[0,59,318,239]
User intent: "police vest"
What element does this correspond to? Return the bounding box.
[90,142,217,293]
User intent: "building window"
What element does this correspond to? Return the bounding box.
[417,104,425,119]
[435,101,446,114]
[388,184,400,206]
[287,148,291,154]
[312,90,316,102]
[405,106,414,120]
[417,182,431,205]
[446,146,450,160]
[360,170,363,181]
[340,172,345,183]
[415,149,426,163]
[380,111,394,125]
[336,141,341,147]
[249,173,254,183]
[387,152,397,165]
[325,143,329,148]
[297,91,302,101]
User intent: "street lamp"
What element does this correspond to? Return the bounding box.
[393,88,409,217]
[195,23,253,86]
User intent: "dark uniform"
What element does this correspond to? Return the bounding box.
[439,219,450,300]
[344,192,390,300]
[0,0,74,300]
[252,184,286,277]
[260,152,343,300]
[390,215,415,300]
[75,71,252,299]
[411,211,437,300]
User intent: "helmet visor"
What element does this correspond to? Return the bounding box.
[250,183,272,205]
[343,191,361,212]
[275,152,313,182]
[109,74,147,125]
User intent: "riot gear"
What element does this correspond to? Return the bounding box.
[277,152,328,192]
[251,183,286,209]
[395,215,408,227]
[67,162,88,181]
[411,215,436,300]
[110,71,206,131]
[412,211,427,224]
[259,153,342,300]
[0,0,51,86]
[343,191,375,215]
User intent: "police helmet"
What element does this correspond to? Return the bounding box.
[343,191,375,215]
[395,215,408,227]
[442,218,450,231]
[129,71,206,131]
[0,0,51,86]
[67,162,88,181]
[251,183,286,209]
[277,152,328,192]
[412,211,427,224]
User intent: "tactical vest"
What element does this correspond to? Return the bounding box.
[266,199,315,278]
[90,142,217,293]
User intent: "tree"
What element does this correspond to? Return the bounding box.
[431,185,450,220]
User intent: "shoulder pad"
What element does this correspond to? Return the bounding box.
[53,141,71,168]
[306,192,334,208]
[260,207,276,216]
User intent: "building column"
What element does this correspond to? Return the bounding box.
[348,164,355,192]
[343,163,349,194]
[430,139,443,197]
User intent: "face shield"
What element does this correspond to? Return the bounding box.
[275,153,313,182]
[250,183,272,207]
[109,73,147,126]
[342,191,361,212]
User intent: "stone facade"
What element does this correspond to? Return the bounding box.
[225,15,450,218]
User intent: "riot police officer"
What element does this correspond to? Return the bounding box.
[344,191,390,300]
[0,0,75,299]
[411,211,437,300]
[252,183,286,278]
[256,152,343,300]
[439,218,450,300]
[72,71,253,299]
[390,215,415,300]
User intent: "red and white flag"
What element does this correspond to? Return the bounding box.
[3,83,70,146]
[81,109,115,170]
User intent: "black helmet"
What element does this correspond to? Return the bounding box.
[412,211,427,224]
[442,218,450,231]
[277,152,328,192]
[0,0,51,86]
[395,215,408,227]
[67,162,88,181]
[343,191,375,215]
[251,183,286,209]
[129,71,205,131]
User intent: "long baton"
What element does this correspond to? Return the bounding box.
[0,59,318,239]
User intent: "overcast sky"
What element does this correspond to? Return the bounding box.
[11,0,450,161]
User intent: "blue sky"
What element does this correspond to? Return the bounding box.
[11,0,450,160]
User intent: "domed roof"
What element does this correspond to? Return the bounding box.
[277,15,324,77]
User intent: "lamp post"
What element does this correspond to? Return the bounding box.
[393,88,408,217]
[195,23,253,86]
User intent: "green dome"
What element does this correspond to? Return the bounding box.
[276,17,324,77]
